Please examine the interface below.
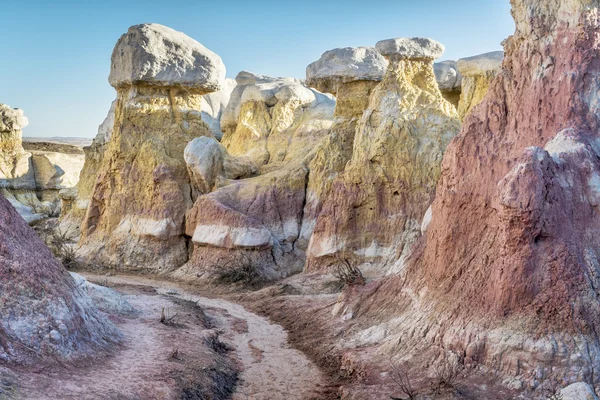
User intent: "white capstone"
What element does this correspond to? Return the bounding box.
[0,104,29,132]
[306,47,388,81]
[375,37,445,60]
[457,51,504,77]
[109,23,226,92]
[434,60,462,91]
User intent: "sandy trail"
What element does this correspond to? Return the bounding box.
[87,274,326,400]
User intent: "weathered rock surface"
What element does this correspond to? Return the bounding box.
[184,136,257,197]
[343,0,600,395]
[200,78,237,139]
[179,71,335,281]
[1,104,84,223]
[456,51,503,119]
[560,383,599,400]
[108,23,225,93]
[306,37,460,274]
[0,193,118,363]
[306,47,387,94]
[434,60,462,107]
[79,24,222,270]
[375,37,445,60]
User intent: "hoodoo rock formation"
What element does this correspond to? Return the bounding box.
[79,23,224,270]
[306,37,461,274]
[0,193,118,363]
[300,47,389,252]
[456,51,504,119]
[341,0,600,395]
[1,104,84,223]
[179,71,335,281]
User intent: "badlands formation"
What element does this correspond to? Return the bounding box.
[0,105,84,223]
[3,0,600,398]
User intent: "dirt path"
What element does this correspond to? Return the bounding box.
[88,274,327,400]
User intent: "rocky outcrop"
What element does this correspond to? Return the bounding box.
[179,71,335,281]
[306,37,460,274]
[343,0,600,395]
[299,46,391,254]
[0,104,84,223]
[305,47,387,95]
[79,24,224,271]
[434,60,462,107]
[200,78,237,140]
[456,51,503,119]
[0,193,118,363]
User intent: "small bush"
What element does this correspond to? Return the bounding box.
[35,224,79,269]
[215,253,262,286]
[331,257,365,286]
[389,360,417,400]
[431,357,462,393]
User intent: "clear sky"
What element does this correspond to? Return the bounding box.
[0,0,514,138]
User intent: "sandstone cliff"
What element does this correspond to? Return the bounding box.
[306,38,461,275]
[79,23,224,270]
[340,0,600,394]
[0,193,118,363]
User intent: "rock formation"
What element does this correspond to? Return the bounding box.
[1,104,84,223]
[456,51,503,119]
[179,71,335,281]
[305,37,461,274]
[79,23,224,270]
[305,47,387,95]
[200,78,237,140]
[434,60,462,107]
[342,0,600,394]
[0,193,118,363]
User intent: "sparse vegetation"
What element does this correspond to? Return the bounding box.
[214,252,263,287]
[159,307,180,326]
[35,223,79,269]
[389,359,417,400]
[431,357,462,393]
[331,257,365,286]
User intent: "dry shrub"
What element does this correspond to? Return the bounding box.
[431,357,462,393]
[331,257,365,286]
[389,359,417,399]
[215,252,262,287]
[35,224,79,269]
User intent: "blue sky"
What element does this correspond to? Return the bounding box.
[0,0,514,138]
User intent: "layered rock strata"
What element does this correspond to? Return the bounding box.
[79,24,224,270]
[0,193,118,363]
[1,104,83,223]
[343,0,600,394]
[456,51,503,119]
[179,71,335,281]
[306,37,461,274]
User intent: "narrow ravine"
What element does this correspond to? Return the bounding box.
[88,274,327,400]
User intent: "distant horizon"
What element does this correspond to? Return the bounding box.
[1,0,514,138]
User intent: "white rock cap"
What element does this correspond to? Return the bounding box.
[375,37,445,60]
[306,47,388,81]
[457,51,504,77]
[434,60,462,91]
[109,23,226,93]
[0,104,29,132]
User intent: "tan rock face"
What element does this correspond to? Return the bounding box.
[306,39,461,274]
[180,72,335,281]
[343,0,600,393]
[79,86,214,270]
[456,51,503,119]
[78,24,225,270]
